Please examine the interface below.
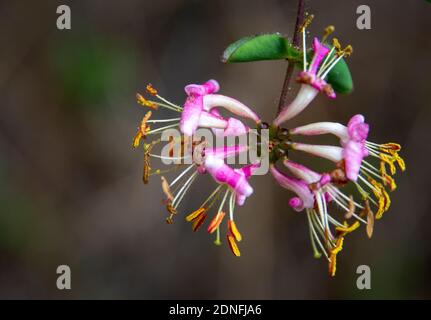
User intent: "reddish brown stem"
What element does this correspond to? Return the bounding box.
[276,0,306,116]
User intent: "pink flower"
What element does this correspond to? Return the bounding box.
[269,165,314,211]
[204,155,258,206]
[290,114,369,181]
[180,80,260,136]
[273,24,352,126]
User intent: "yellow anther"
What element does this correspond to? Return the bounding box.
[133,132,143,148]
[384,175,397,192]
[381,143,401,151]
[227,234,241,257]
[146,84,158,96]
[368,177,391,219]
[136,93,158,109]
[343,45,353,57]
[185,207,206,222]
[376,195,385,219]
[192,212,207,232]
[166,203,177,215]
[336,221,360,235]
[331,237,344,255]
[395,154,406,172]
[133,111,152,148]
[380,160,388,179]
[380,153,396,175]
[143,151,150,184]
[322,25,335,42]
[207,211,226,234]
[165,216,173,224]
[332,38,342,51]
[328,253,337,277]
[383,188,391,212]
[142,141,156,184]
[299,13,314,32]
[228,219,242,242]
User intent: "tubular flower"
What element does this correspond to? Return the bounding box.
[132,80,263,257]
[181,79,260,136]
[274,19,353,126]
[132,80,259,149]
[289,114,405,220]
[181,153,259,256]
[271,160,372,276]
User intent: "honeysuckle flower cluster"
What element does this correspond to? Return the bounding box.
[270,16,405,276]
[133,80,262,256]
[132,16,406,276]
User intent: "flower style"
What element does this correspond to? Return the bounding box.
[274,17,353,126]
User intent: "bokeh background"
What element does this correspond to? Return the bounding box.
[0,0,430,299]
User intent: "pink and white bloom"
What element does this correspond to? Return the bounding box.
[290,114,369,181]
[274,24,352,126]
[181,80,260,136]
[287,114,405,222]
[153,139,258,256]
[271,159,369,269]
[133,81,261,145]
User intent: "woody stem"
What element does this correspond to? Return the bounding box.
[276,0,306,116]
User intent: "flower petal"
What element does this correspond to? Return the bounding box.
[343,140,368,181]
[290,122,349,143]
[292,143,344,163]
[273,84,319,126]
[180,95,203,136]
[203,94,260,123]
[269,166,314,210]
[283,160,322,184]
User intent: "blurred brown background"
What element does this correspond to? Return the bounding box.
[0,0,430,299]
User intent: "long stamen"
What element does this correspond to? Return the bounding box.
[302,28,307,71]
[328,185,364,209]
[201,185,223,208]
[317,46,335,77]
[353,181,378,206]
[151,100,182,112]
[217,188,230,217]
[147,118,181,123]
[172,171,198,207]
[326,188,367,224]
[308,210,330,259]
[315,192,328,235]
[327,215,345,228]
[319,53,345,79]
[357,174,380,194]
[362,159,381,174]
[229,191,235,220]
[155,95,182,111]
[149,153,190,161]
[169,164,195,188]
[307,210,322,258]
[360,166,385,181]
[147,123,179,135]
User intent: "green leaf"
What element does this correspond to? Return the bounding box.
[326,57,353,94]
[222,33,299,63]
[223,34,353,94]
